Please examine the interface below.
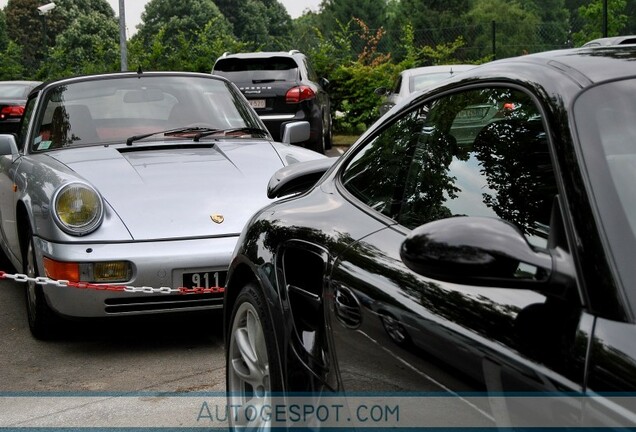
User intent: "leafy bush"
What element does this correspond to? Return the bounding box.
[330,61,398,133]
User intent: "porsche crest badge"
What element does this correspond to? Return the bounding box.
[210,214,225,224]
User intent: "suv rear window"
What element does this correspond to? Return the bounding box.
[214,57,299,82]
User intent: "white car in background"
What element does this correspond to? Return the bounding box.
[376,64,476,116]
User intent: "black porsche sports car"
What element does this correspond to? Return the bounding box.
[223,46,636,429]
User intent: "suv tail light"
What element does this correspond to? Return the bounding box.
[0,105,24,120]
[286,86,316,104]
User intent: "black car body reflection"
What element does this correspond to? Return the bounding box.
[223,46,636,429]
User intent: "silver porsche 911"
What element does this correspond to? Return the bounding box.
[0,71,326,339]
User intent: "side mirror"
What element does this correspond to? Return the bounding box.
[281,121,310,145]
[375,87,389,96]
[400,216,555,290]
[320,77,330,90]
[0,134,19,158]
[267,157,337,198]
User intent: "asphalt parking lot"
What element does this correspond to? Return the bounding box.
[0,250,227,427]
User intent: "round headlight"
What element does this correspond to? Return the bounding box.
[53,182,104,235]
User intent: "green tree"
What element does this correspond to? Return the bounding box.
[214,0,293,50]
[5,0,45,73]
[4,0,115,78]
[261,0,293,49]
[464,0,541,59]
[0,9,8,51]
[388,0,473,61]
[232,0,270,49]
[325,18,396,132]
[626,0,636,33]
[46,11,120,79]
[393,0,474,30]
[129,13,243,72]
[302,18,356,79]
[0,41,25,80]
[135,0,229,50]
[318,0,387,33]
[523,0,570,48]
[572,0,628,45]
[291,11,323,56]
[45,0,115,37]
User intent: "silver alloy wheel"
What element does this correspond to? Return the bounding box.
[227,301,271,429]
[381,314,408,345]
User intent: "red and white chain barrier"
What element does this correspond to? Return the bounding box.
[0,270,224,295]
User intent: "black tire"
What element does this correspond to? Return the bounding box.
[324,113,333,150]
[308,119,325,154]
[226,283,282,430]
[0,245,14,273]
[24,227,57,340]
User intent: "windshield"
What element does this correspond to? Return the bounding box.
[574,79,636,303]
[30,75,263,152]
[213,57,299,82]
[0,82,35,98]
[410,72,456,92]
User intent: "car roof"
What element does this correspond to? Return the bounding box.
[0,80,42,86]
[37,71,227,90]
[379,46,636,122]
[217,51,304,60]
[401,64,476,78]
[582,35,636,47]
[458,46,636,87]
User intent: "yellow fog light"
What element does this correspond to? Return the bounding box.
[43,258,132,283]
[53,182,104,235]
[92,262,132,282]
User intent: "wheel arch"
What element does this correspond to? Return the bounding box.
[16,199,33,264]
[224,259,259,334]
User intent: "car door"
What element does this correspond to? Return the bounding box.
[325,85,591,428]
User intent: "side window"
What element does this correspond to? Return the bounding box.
[398,87,557,248]
[392,76,402,94]
[304,58,318,82]
[342,86,557,249]
[17,95,37,151]
[341,106,426,220]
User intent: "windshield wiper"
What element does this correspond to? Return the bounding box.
[126,127,219,146]
[252,79,284,83]
[193,127,269,142]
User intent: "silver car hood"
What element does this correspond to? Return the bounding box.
[49,141,282,240]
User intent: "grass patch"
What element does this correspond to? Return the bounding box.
[332,134,359,146]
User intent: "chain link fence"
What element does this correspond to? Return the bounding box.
[295,19,591,64]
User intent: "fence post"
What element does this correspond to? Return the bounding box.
[602,0,608,37]
[491,20,496,60]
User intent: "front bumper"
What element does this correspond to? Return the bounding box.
[33,235,238,317]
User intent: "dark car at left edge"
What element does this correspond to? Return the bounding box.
[0,81,41,134]
[222,46,636,429]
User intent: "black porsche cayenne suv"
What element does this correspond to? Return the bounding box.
[212,50,332,154]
